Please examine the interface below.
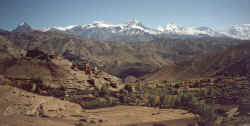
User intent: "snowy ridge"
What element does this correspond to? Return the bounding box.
[157,24,222,37]
[13,22,32,32]
[53,25,77,31]
[69,19,160,35]
[225,24,250,40]
[14,21,250,40]
[19,22,26,26]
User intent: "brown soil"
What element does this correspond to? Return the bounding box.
[85,105,195,126]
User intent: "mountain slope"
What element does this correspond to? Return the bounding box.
[0,35,25,60]
[0,30,245,79]
[0,30,168,78]
[144,41,250,81]
[13,22,33,33]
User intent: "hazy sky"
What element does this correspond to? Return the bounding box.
[0,0,250,30]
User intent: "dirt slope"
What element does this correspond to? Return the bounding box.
[0,85,84,126]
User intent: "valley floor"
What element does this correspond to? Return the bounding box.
[0,85,195,126]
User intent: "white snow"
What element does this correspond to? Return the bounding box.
[223,24,250,40]
[158,24,224,37]
[38,20,250,40]
[19,22,25,26]
[127,19,140,25]
[81,21,121,29]
[53,25,77,31]
[38,27,51,32]
[75,20,159,35]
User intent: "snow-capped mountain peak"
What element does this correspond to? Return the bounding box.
[19,22,27,26]
[158,24,199,35]
[157,24,225,37]
[13,22,32,32]
[225,24,250,40]
[157,24,182,33]
[53,25,77,31]
[196,26,214,32]
[64,20,158,35]
[29,20,250,41]
[85,21,116,28]
[126,19,142,26]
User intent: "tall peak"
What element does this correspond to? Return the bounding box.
[127,19,142,26]
[19,22,29,26]
[93,20,105,24]
[13,22,32,32]
[157,23,180,32]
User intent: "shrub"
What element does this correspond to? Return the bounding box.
[124,76,137,83]
[180,93,190,106]
[160,95,177,108]
[120,88,129,95]
[98,85,111,97]
[106,96,121,106]
[160,95,167,108]
[80,98,108,109]
[148,95,160,107]
[124,84,135,93]
[175,93,182,106]
[195,102,217,123]
[119,89,130,104]
[189,95,199,108]
[200,88,209,97]
[174,83,180,89]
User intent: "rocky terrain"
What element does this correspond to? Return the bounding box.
[0,26,250,126]
[0,29,243,79]
[0,36,198,126]
[143,41,250,81]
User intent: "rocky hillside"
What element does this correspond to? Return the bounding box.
[0,35,125,97]
[0,35,25,59]
[0,36,198,126]
[0,30,243,79]
[1,32,249,126]
[144,41,250,81]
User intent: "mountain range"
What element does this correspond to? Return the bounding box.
[13,20,250,41]
[1,15,250,126]
[0,28,245,79]
[1,20,249,79]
